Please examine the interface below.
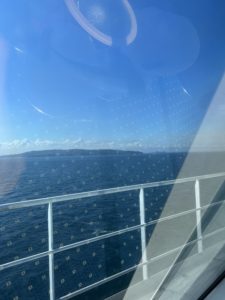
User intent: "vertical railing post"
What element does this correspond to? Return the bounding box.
[195,180,203,253]
[139,188,148,280]
[48,201,55,300]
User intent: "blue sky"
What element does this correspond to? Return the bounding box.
[0,0,225,154]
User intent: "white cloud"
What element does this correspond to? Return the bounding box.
[73,119,92,123]
[182,86,191,97]
[0,137,192,156]
[14,46,24,54]
[0,138,152,155]
[30,103,54,118]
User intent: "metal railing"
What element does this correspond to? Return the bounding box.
[1,172,225,300]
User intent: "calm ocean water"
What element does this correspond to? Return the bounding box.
[0,152,225,300]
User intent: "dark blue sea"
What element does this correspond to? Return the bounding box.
[0,152,225,300]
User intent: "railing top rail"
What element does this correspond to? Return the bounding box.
[0,172,225,212]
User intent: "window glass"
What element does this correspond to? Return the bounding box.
[0,1,225,299]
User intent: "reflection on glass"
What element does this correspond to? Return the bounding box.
[0,1,225,299]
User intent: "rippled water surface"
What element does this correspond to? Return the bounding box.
[1,152,225,300]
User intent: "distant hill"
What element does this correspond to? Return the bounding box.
[9,149,144,157]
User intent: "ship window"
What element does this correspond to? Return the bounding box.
[0,1,225,299]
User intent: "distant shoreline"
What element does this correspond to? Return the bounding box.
[0,149,145,158]
[0,149,224,158]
